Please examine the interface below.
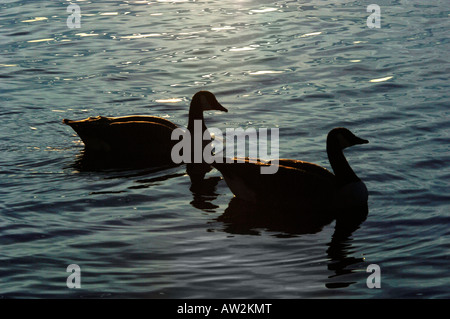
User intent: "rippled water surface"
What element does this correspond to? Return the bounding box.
[1,0,449,298]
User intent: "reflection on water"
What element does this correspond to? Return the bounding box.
[216,196,369,288]
[326,205,369,288]
[72,149,179,171]
[217,197,368,237]
[217,197,332,236]
[73,149,223,212]
[189,176,221,212]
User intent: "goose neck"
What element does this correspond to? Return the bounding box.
[187,101,205,132]
[326,141,360,186]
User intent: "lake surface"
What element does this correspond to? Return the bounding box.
[0,0,449,298]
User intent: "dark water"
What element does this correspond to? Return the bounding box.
[0,0,449,298]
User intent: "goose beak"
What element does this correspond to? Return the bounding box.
[215,102,228,113]
[355,136,369,145]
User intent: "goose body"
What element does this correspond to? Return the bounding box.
[213,128,369,210]
[63,91,227,167]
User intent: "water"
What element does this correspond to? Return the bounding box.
[0,0,449,298]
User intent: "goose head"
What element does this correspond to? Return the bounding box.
[327,127,368,151]
[325,127,369,201]
[191,91,228,113]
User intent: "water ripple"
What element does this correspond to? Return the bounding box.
[0,0,449,298]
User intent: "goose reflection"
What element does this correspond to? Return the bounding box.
[325,204,368,288]
[217,197,334,236]
[189,176,221,212]
[71,149,178,172]
[216,197,369,287]
[68,150,185,189]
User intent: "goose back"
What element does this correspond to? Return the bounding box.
[64,116,177,154]
[213,158,337,210]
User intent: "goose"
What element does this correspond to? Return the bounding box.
[212,127,369,211]
[63,91,227,168]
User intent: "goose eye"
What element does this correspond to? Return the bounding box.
[337,133,351,149]
[200,95,210,110]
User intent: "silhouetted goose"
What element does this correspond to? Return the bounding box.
[63,91,227,167]
[213,128,369,210]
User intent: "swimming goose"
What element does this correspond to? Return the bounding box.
[213,127,369,210]
[63,91,227,167]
